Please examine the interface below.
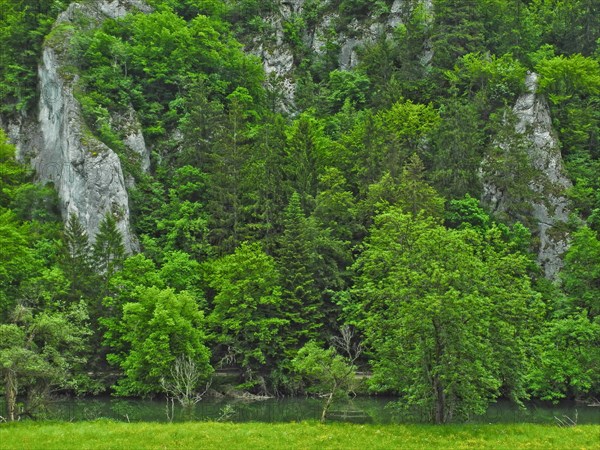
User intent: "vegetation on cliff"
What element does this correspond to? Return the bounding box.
[1,0,599,424]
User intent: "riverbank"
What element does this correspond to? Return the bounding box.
[2,421,598,449]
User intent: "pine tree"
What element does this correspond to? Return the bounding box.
[276,193,323,353]
[312,169,356,335]
[242,115,291,251]
[430,99,485,199]
[61,213,94,302]
[89,213,126,374]
[93,213,125,283]
[313,167,356,243]
[178,82,226,168]
[205,88,256,254]
[431,0,487,72]
[397,153,445,219]
[285,114,322,210]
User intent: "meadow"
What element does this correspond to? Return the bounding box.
[1,421,599,450]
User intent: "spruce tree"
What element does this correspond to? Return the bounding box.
[61,213,94,302]
[430,0,487,72]
[243,115,291,251]
[430,99,485,199]
[88,213,126,375]
[276,193,323,353]
[92,213,126,283]
[285,115,322,210]
[205,88,255,254]
[397,153,445,219]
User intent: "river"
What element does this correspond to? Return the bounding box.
[5,397,598,424]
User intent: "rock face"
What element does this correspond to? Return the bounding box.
[10,1,152,252]
[4,2,572,278]
[483,72,571,279]
[112,107,151,176]
[253,0,423,111]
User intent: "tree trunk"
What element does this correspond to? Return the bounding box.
[433,374,446,425]
[321,379,339,424]
[432,319,446,424]
[4,370,17,422]
[321,392,334,423]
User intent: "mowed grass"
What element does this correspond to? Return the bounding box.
[1,421,599,450]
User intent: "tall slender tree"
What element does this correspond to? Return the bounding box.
[61,214,94,302]
[93,213,126,282]
[397,153,445,219]
[277,193,323,353]
[205,88,257,254]
[285,114,325,210]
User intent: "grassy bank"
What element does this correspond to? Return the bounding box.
[1,421,599,449]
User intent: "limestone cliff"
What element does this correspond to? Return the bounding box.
[252,0,426,111]
[9,1,152,252]
[4,1,573,278]
[483,72,571,279]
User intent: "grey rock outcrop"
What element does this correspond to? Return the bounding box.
[483,72,571,279]
[254,0,424,111]
[8,0,152,252]
[98,0,152,18]
[112,106,151,175]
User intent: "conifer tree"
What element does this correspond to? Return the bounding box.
[312,169,356,334]
[313,167,357,243]
[205,88,256,254]
[397,153,445,219]
[277,193,323,352]
[92,213,126,284]
[243,115,291,251]
[88,213,127,374]
[430,0,487,72]
[61,213,94,302]
[430,99,485,198]
[285,115,323,210]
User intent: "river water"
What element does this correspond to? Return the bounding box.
[7,397,599,424]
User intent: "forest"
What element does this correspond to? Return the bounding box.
[0,0,599,425]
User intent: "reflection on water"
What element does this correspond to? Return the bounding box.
[3,397,599,424]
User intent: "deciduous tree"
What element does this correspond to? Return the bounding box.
[207,242,287,388]
[0,303,90,421]
[349,208,542,423]
[107,286,211,396]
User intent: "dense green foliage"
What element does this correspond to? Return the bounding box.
[107,286,212,396]
[293,339,359,421]
[0,1,73,114]
[1,0,599,424]
[207,242,287,384]
[349,208,543,422]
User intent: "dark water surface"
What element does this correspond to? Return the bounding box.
[5,397,599,424]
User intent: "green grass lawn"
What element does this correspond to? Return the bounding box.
[1,421,599,450]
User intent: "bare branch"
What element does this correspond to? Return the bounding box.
[331,325,363,363]
[161,355,210,407]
